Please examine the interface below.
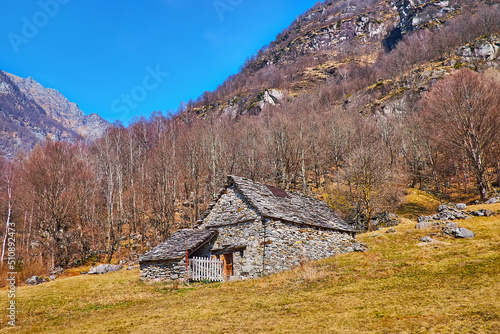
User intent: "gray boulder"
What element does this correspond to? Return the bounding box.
[446,227,475,239]
[443,221,458,229]
[469,209,495,217]
[26,276,43,286]
[88,264,123,275]
[417,215,431,223]
[437,205,450,212]
[420,236,433,243]
[49,275,57,281]
[456,203,467,210]
[485,197,499,205]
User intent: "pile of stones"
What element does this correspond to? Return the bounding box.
[416,204,482,240]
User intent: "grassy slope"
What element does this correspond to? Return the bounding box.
[2,203,500,333]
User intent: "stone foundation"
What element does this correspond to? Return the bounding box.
[140,257,187,281]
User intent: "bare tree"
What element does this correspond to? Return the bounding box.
[0,159,14,268]
[422,69,500,200]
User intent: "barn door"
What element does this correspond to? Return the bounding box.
[221,253,233,280]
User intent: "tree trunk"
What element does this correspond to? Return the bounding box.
[0,185,12,267]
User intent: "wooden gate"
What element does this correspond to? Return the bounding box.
[188,257,223,282]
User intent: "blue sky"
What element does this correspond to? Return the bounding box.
[0,0,319,125]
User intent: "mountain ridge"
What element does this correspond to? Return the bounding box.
[0,70,109,157]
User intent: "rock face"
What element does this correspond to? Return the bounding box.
[457,35,500,65]
[0,71,108,157]
[88,264,123,275]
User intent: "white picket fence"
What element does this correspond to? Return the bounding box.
[188,257,223,282]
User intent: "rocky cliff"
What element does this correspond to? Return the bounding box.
[0,71,109,157]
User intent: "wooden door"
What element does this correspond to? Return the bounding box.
[222,253,233,279]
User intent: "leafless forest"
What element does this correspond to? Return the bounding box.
[1,0,500,280]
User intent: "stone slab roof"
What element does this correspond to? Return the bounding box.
[202,176,355,233]
[139,229,216,262]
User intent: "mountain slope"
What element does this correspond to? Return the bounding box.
[3,201,499,333]
[0,70,108,157]
[187,0,499,119]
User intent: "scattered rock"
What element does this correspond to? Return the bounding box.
[420,236,433,243]
[456,203,467,210]
[485,197,499,204]
[26,276,43,286]
[80,271,88,275]
[386,228,397,234]
[88,264,123,275]
[437,204,449,212]
[49,275,57,281]
[468,209,495,217]
[369,234,380,238]
[68,259,82,268]
[417,215,431,223]
[353,243,369,252]
[127,266,139,270]
[442,222,457,235]
[50,266,65,276]
[432,207,470,221]
[445,227,475,239]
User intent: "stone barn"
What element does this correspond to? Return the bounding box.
[140,175,357,282]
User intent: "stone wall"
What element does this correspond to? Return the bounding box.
[212,220,265,279]
[263,220,356,275]
[212,218,356,280]
[140,257,187,281]
[201,186,260,227]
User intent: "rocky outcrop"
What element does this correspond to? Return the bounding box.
[194,89,286,120]
[457,34,500,66]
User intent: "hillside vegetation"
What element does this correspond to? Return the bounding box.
[2,200,499,333]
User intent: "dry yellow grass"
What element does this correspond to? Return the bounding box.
[397,189,441,218]
[1,203,500,333]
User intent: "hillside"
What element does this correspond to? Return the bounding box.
[0,70,108,157]
[2,200,499,333]
[187,0,499,119]
[1,0,500,306]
